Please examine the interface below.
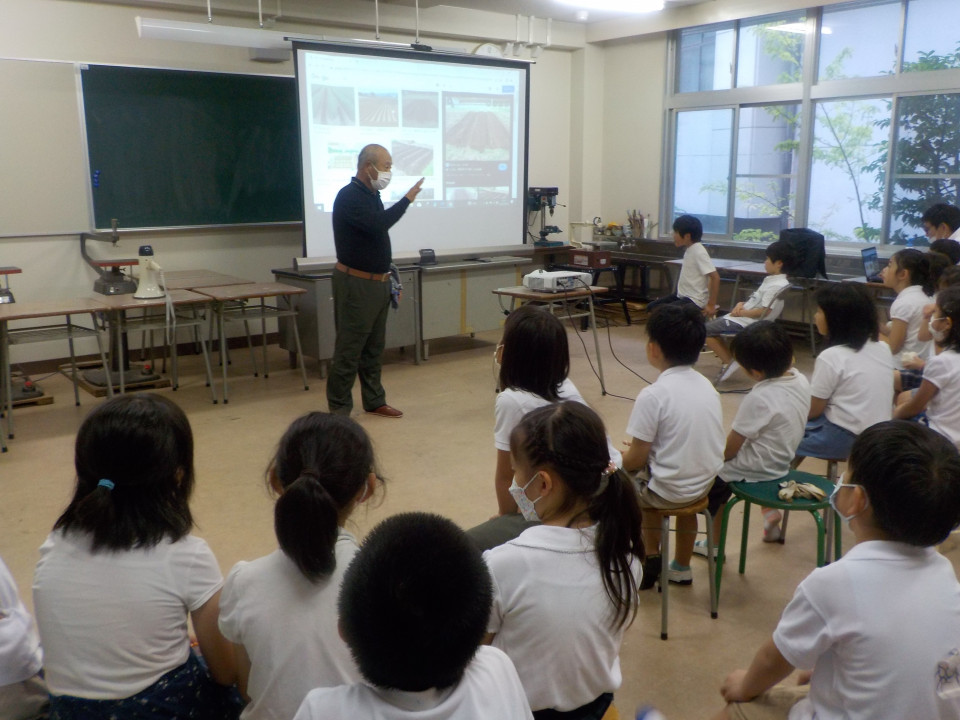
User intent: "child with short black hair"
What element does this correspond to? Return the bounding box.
[922,202,960,241]
[623,303,724,586]
[795,283,894,463]
[705,240,796,381]
[931,239,960,265]
[894,286,960,445]
[294,513,532,720]
[219,413,379,720]
[696,322,811,552]
[485,401,643,718]
[647,214,720,315]
[33,394,238,719]
[714,420,960,720]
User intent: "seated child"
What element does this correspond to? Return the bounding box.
[0,557,48,720]
[647,214,720,316]
[696,322,811,553]
[705,240,796,381]
[293,513,533,720]
[713,420,960,720]
[878,248,933,369]
[796,283,893,462]
[623,303,724,587]
[484,401,643,718]
[894,286,960,445]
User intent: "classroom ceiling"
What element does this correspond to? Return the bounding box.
[380,0,709,24]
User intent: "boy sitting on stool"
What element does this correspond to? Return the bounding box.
[713,420,960,720]
[622,303,724,587]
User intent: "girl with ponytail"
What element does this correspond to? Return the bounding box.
[219,412,380,720]
[483,401,644,720]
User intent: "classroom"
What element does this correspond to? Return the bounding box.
[2,0,960,718]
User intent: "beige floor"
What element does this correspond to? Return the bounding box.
[3,320,957,719]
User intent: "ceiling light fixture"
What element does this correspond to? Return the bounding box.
[556,0,665,13]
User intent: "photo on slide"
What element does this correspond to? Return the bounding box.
[443,93,512,161]
[391,140,435,176]
[402,90,439,128]
[312,85,355,126]
[359,91,399,127]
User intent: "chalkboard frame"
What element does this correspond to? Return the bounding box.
[80,64,304,232]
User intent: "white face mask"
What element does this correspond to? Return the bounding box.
[929,317,949,344]
[508,473,542,522]
[371,165,392,191]
[829,475,867,525]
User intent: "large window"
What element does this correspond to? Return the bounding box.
[668,0,960,244]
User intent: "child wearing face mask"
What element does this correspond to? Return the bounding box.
[483,401,644,720]
[893,286,960,445]
[713,420,960,720]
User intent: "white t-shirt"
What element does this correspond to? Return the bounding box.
[923,348,960,446]
[720,369,811,483]
[495,379,622,467]
[483,525,637,712]
[889,284,934,367]
[726,274,790,328]
[677,242,716,308]
[0,558,42,687]
[33,530,222,699]
[293,646,533,720]
[219,532,361,720]
[809,341,894,436]
[773,541,960,720]
[626,366,724,502]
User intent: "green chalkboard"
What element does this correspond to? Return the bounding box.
[81,64,302,230]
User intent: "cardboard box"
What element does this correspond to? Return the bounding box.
[570,250,611,269]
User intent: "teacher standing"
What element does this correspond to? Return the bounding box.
[327,144,424,418]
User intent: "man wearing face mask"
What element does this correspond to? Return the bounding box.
[328,144,424,418]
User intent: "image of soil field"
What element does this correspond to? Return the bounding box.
[312,85,355,126]
[391,140,434,176]
[444,94,512,161]
[402,91,439,128]
[359,92,399,127]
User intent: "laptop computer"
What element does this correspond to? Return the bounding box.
[861,247,883,283]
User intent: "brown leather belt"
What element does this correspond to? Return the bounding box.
[335,262,389,282]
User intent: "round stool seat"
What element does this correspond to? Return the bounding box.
[653,496,709,518]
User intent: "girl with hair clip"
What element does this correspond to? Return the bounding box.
[894,286,960,446]
[32,394,239,720]
[468,305,622,551]
[483,401,644,720]
[218,412,379,720]
[880,248,934,374]
[796,283,894,463]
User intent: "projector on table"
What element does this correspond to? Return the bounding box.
[522,269,593,292]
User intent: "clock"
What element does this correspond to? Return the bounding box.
[474,42,504,58]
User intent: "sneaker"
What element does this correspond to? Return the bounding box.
[692,539,718,558]
[763,523,783,543]
[667,560,693,585]
[639,555,661,590]
[713,364,729,385]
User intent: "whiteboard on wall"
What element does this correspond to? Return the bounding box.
[0,59,90,238]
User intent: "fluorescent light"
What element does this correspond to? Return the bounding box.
[764,22,811,35]
[136,16,319,51]
[555,0,664,13]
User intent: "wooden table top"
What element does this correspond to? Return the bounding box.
[0,297,109,321]
[161,270,253,290]
[492,285,609,300]
[95,289,211,310]
[192,282,308,302]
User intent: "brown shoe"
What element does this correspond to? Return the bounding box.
[366,404,403,418]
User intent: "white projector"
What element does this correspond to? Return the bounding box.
[522,269,593,292]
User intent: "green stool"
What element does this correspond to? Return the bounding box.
[716,470,841,602]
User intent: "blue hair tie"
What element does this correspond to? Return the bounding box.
[98,479,115,491]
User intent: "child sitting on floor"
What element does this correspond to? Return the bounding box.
[705,240,796,383]
[713,420,960,720]
[695,322,811,553]
[293,513,533,720]
[623,302,724,587]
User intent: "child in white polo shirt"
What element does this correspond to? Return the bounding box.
[646,214,720,316]
[696,321,811,553]
[879,248,934,371]
[0,556,48,720]
[714,420,960,720]
[294,513,532,720]
[623,303,724,587]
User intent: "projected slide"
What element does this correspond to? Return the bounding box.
[296,45,529,258]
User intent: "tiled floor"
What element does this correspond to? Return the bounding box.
[3,320,956,719]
